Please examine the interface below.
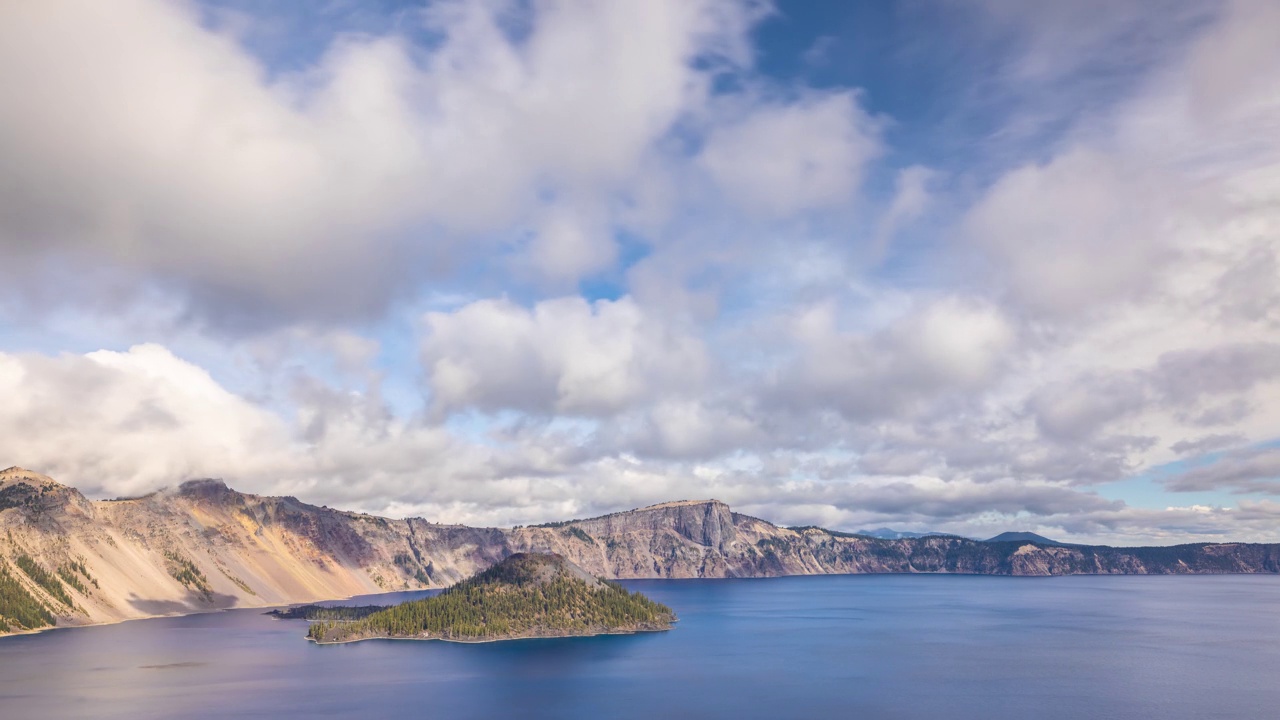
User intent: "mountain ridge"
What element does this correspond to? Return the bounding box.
[2,467,1279,636]
[985,531,1071,547]
[857,527,966,540]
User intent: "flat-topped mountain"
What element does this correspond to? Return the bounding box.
[985,532,1069,546]
[2,467,1279,635]
[304,552,675,644]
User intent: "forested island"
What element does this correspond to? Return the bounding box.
[5,467,1280,637]
[300,553,676,644]
[266,604,385,621]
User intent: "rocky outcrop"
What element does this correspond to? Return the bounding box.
[1,467,1278,635]
[569,500,737,551]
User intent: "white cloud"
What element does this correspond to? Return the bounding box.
[964,148,1179,317]
[1164,445,1280,494]
[1,0,1279,545]
[421,296,708,417]
[0,0,818,326]
[524,205,615,284]
[875,165,937,253]
[944,0,1280,483]
[0,338,1275,545]
[0,345,291,496]
[698,90,882,216]
[1029,371,1150,441]
[771,295,1015,420]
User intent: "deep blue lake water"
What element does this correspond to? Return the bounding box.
[2,574,1278,719]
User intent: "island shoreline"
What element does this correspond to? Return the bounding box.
[5,571,1280,641]
[305,623,676,646]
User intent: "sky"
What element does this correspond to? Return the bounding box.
[0,0,1278,545]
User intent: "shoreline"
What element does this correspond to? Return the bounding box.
[0,584,443,641]
[6,571,1280,640]
[307,624,676,646]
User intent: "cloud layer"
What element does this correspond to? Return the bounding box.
[0,0,1277,544]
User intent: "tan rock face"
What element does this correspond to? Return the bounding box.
[2,468,1279,634]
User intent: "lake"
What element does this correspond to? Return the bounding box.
[2,574,1278,719]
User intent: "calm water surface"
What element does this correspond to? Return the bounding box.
[2,574,1278,719]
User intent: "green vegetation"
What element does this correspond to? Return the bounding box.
[755,537,793,561]
[524,522,596,542]
[164,550,212,599]
[394,552,432,585]
[269,604,387,621]
[0,560,55,632]
[217,566,256,596]
[56,566,89,596]
[14,554,72,607]
[0,483,40,512]
[68,558,99,589]
[308,553,674,644]
[530,519,577,528]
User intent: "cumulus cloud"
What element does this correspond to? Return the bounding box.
[0,337,1271,546]
[1029,371,1150,442]
[421,296,708,417]
[0,0,1278,545]
[0,0,870,329]
[1025,343,1280,444]
[964,149,1181,317]
[698,90,882,216]
[0,345,291,496]
[770,295,1015,420]
[0,343,620,524]
[1153,343,1280,404]
[940,0,1280,484]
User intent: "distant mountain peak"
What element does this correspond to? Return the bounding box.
[178,478,227,488]
[0,467,89,517]
[175,478,240,503]
[1,466,54,482]
[984,531,1067,546]
[856,527,958,540]
[1,466,70,490]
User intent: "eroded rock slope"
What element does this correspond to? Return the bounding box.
[2,466,1277,634]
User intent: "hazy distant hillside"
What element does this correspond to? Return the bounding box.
[857,528,964,540]
[2,466,1279,635]
[985,532,1070,546]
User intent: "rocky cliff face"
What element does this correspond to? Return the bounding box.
[2,466,1278,635]
[0,467,510,634]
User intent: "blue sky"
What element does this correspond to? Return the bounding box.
[0,0,1277,544]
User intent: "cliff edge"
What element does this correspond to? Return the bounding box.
[1,468,1278,635]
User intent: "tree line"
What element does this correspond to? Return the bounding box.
[309,556,674,643]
